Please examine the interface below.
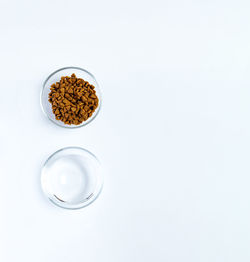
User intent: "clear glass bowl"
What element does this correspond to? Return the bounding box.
[41,147,103,209]
[41,67,102,128]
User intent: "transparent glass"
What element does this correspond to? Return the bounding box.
[41,67,102,128]
[41,147,103,209]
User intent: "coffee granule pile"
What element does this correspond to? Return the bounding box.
[48,73,99,125]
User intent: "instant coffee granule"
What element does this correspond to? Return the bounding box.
[48,73,99,125]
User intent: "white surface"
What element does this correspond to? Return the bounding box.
[1,0,250,261]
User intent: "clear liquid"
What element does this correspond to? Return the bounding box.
[41,148,102,208]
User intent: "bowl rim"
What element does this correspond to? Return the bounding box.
[40,66,102,129]
[41,146,104,210]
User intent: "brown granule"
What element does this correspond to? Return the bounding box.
[48,73,99,125]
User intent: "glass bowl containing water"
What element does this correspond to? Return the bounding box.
[41,147,103,209]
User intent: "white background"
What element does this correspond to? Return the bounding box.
[0,0,250,261]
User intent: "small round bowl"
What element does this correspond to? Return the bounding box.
[41,147,103,209]
[41,67,102,128]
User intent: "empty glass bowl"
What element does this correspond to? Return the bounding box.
[41,147,103,209]
[41,67,102,128]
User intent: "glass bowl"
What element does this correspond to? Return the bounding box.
[41,67,102,128]
[41,147,103,209]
